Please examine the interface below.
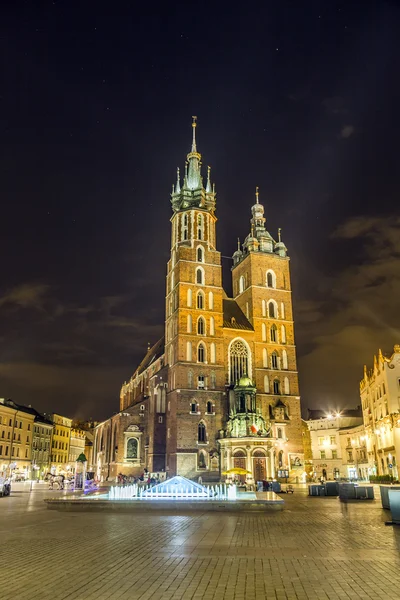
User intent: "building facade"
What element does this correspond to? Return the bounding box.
[338,424,368,481]
[94,120,304,483]
[360,345,400,479]
[0,398,35,479]
[306,409,363,480]
[68,428,86,472]
[49,413,72,474]
[31,411,53,479]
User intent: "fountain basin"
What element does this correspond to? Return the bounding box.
[44,491,283,512]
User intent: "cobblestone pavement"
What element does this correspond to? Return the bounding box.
[1,484,400,599]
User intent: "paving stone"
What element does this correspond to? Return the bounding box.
[1,488,400,598]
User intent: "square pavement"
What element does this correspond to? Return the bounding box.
[1,484,400,599]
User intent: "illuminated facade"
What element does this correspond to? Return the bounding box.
[49,413,72,474]
[94,120,304,483]
[0,398,35,479]
[360,345,400,479]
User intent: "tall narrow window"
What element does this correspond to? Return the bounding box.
[197,317,205,335]
[281,325,286,344]
[171,272,174,292]
[268,301,277,318]
[262,300,266,317]
[262,323,267,342]
[239,275,245,293]
[284,377,290,394]
[270,324,277,342]
[198,422,206,443]
[210,343,216,364]
[271,352,278,369]
[186,341,192,362]
[210,316,215,336]
[208,291,214,310]
[196,267,204,285]
[210,371,216,389]
[197,246,204,262]
[263,348,268,368]
[198,343,205,363]
[187,289,192,307]
[281,302,285,319]
[277,428,282,439]
[197,291,204,309]
[282,349,288,370]
[266,271,276,288]
[207,401,213,414]
[273,379,280,394]
[197,214,204,240]
[187,315,192,333]
[264,375,269,393]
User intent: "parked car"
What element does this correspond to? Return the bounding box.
[0,477,11,497]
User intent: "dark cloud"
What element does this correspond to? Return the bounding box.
[339,125,355,139]
[297,216,400,410]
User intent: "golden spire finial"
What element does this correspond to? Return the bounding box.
[191,116,197,152]
[255,186,259,204]
[237,237,241,250]
[278,228,282,243]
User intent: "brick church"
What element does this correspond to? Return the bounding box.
[94,119,304,483]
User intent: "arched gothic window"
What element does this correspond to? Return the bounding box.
[198,450,207,468]
[268,301,277,318]
[273,379,280,394]
[187,289,192,307]
[270,324,277,343]
[239,275,245,293]
[197,291,204,309]
[277,428,282,439]
[197,246,204,262]
[281,325,286,344]
[198,422,206,443]
[271,351,279,369]
[198,343,205,363]
[262,300,266,316]
[197,317,205,335]
[186,341,192,362]
[264,375,269,393]
[263,348,268,368]
[229,339,250,384]
[196,267,204,285]
[207,401,213,414]
[281,302,285,319]
[266,270,276,288]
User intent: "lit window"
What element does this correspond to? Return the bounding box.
[197,317,205,335]
[198,344,205,363]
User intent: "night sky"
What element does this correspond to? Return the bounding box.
[1,1,399,420]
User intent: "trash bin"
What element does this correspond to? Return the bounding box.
[339,483,356,500]
[380,485,400,509]
[388,490,400,524]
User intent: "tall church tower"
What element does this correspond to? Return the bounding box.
[165,118,226,476]
[231,188,302,460]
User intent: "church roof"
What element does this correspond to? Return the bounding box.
[135,337,165,376]
[222,299,254,331]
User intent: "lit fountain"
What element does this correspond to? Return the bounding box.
[108,475,236,501]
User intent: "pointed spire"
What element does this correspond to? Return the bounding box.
[237,237,241,250]
[176,167,181,193]
[255,186,259,204]
[278,228,282,243]
[206,166,211,192]
[191,115,197,152]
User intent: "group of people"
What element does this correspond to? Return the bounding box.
[117,470,161,486]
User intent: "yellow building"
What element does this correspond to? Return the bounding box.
[0,398,35,479]
[48,413,72,474]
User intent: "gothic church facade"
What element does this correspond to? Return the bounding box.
[94,120,304,483]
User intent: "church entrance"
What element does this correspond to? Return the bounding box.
[253,450,267,483]
[233,450,246,483]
